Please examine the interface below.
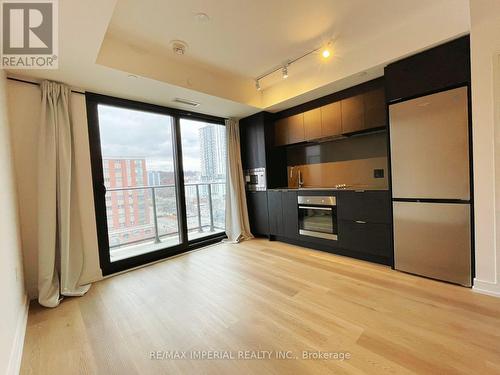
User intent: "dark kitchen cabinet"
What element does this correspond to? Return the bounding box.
[341,94,365,134]
[246,191,269,236]
[268,190,284,236]
[340,90,387,134]
[287,113,305,144]
[364,88,387,129]
[239,112,287,189]
[337,191,391,224]
[240,115,266,170]
[273,78,387,144]
[385,36,470,102]
[267,190,299,240]
[339,221,391,258]
[265,189,392,266]
[274,113,305,146]
[304,108,322,141]
[320,101,342,137]
[239,113,288,238]
[281,191,298,240]
[337,191,392,264]
[274,117,288,146]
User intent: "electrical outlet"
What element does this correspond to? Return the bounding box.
[374,169,384,178]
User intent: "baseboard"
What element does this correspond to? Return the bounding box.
[472,278,500,298]
[7,295,29,375]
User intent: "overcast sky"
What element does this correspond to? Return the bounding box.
[98,104,214,172]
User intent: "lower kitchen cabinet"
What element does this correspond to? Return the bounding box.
[337,191,392,264]
[338,221,391,259]
[337,191,391,223]
[246,191,269,236]
[267,190,283,236]
[281,191,298,240]
[259,189,392,266]
[267,190,299,240]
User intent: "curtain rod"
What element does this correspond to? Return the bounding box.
[7,76,85,95]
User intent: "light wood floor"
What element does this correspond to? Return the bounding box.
[21,239,500,374]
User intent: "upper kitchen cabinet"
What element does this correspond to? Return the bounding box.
[364,87,387,129]
[240,114,266,169]
[274,117,289,146]
[304,108,322,141]
[320,101,342,138]
[273,78,386,144]
[274,113,305,146]
[341,94,365,134]
[239,112,287,188]
[341,88,386,134]
[385,36,470,102]
[288,113,305,144]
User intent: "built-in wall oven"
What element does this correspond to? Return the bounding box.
[298,196,338,241]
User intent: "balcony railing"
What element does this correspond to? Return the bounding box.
[106,182,225,250]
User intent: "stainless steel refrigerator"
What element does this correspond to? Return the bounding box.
[389,86,472,286]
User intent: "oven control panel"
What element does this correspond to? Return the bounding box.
[297,196,336,206]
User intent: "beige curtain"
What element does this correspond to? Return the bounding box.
[37,81,90,307]
[225,118,253,242]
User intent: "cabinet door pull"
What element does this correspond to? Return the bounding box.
[355,220,367,224]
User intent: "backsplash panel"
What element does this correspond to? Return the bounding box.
[287,157,388,189]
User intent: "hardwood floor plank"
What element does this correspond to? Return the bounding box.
[20,239,500,374]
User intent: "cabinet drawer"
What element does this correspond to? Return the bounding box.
[337,191,391,224]
[339,221,391,258]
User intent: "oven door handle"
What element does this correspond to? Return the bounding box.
[298,205,333,211]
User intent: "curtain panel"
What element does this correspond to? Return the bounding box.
[224,118,253,243]
[38,81,90,307]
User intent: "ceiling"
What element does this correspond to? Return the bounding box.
[7,0,471,118]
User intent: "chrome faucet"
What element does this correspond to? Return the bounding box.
[290,166,304,188]
[298,169,304,188]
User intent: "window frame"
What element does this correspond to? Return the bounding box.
[86,92,227,276]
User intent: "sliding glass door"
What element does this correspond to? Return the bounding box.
[97,104,181,262]
[180,119,226,241]
[86,94,226,275]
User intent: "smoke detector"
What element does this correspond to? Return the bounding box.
[170,40,188,55]
[194,12,210,23]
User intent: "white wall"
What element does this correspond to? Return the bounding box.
[7,80,102,298]
[470,0,500,296]
[0,72,28,374]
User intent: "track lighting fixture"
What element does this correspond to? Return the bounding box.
[254,40,333,90]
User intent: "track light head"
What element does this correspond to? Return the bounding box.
[255,79,261,91]
[282,65,288,79]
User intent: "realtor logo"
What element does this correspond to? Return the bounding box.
[1,0,58,69]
